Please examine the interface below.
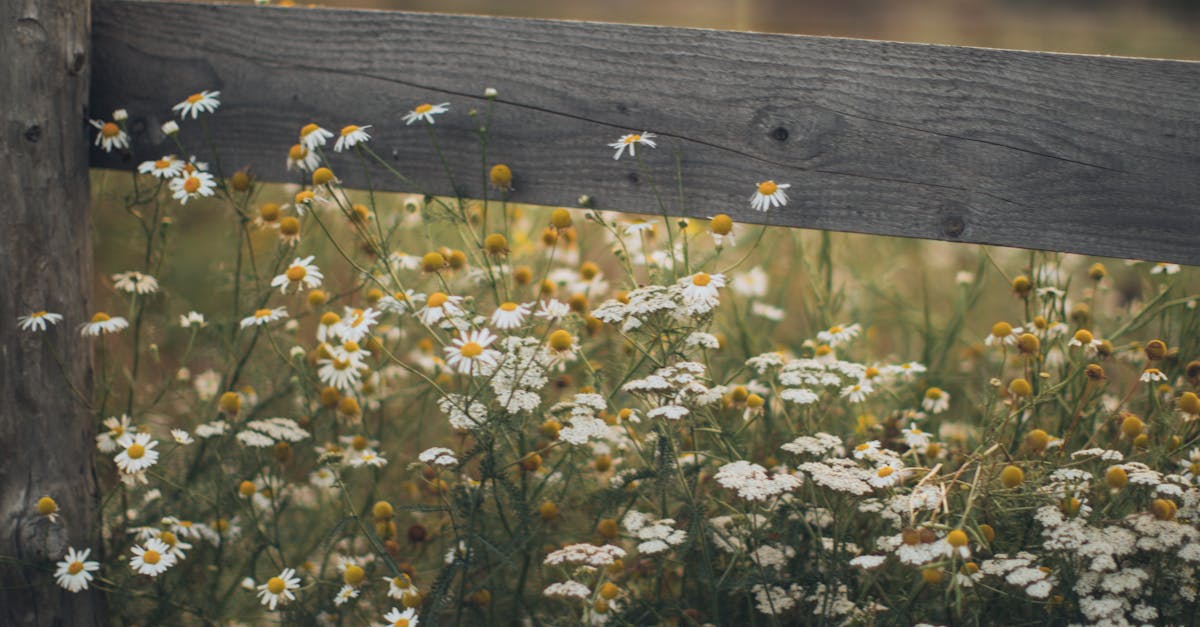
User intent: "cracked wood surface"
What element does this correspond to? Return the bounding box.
[90,0,1200,264]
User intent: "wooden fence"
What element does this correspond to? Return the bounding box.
[90,0,1200,264]
[2,0,1199,623]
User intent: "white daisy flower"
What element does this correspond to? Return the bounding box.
[169,171,217,205]
[922,387,950,414]
[679,272,725,315]
[112,271,159,295]
[54,547,100,592]
[490,301,531,330]
[1150,262,1180,275]
[172,90,221,119]
[317,356,362,392]
[286,143,321,171]
[96,415,133,453]
[445,328,501,375]
[270,256,324,293]
[1141,368,1167,383]
[90,119,129,152]
[1067,329,1104,352]
[138,156,185,179]
[129,538,177,576]
[179,311,206,328]
[984,322,1022,347]
[608,132,657,160]
[171,429,194,445]
[114,432,159,473]
[624,219,656,236]
[902,425,932,449]
[818,323,861,347]
[334,124,372,152]
[299,123,334,151]
[17,310,63,332]
[347,449,387,468]
[240,306,288,329]
[80,312,129,336]
[333,584,358,606]
[534,299,571,321]
[256,567,301,610]
[334,307,381,343]
[385,574,420,600]
[161,120,180,135]
[750,180,790,212]
[382,607,419,627]
[841,381,873,404]
[402,102,450,125]
[417,293,464,326]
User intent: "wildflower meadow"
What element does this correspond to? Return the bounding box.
[7,5,1200,620]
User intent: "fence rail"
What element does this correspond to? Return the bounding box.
[90,0,1200,263]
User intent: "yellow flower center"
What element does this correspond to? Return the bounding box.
[183,177,201,193]
[186,93,204,104]
[67,561,84,575]
[300,123,319,137]
[289,144,307,160]
[320,312,340,326]
[349,309,365,327]
[855,443,871,452]
[142,549,161,565]
[267,576,286,594]
[91,312,111,323]
[352,435,368,450]
[340,125,359,136]
[1074,329,1094,344]
[333,358,351,371]
[877,466,894,478]
[414,104,433,114]
[624,134,642,144]
[757,181,778,195]
[159,531,177,546]
[127,443,146,459]
[101,122,120,138]
[36,496,57,515]
[254,309,273,319]
[692,273,711,287]
[286,265,307,282]
[992,321,1013,337]
[154,159,170,169]
[460,342,484,358]
[500,302,518,311]
[428,292,449,308]
[394,619,409,627]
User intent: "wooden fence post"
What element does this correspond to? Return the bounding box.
[0,0,104,623]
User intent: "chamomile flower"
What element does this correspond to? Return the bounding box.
[922,387,950,414]
[318,356,363,392]
[171,429,194,445]
[750,180,790,212]
[608,132,657,160]
[299,123,334,151]
[130,538,177,576]
[1150,262,1180,275]
[54,547,99,592]
[383,607,419,627]
[491,302,531,330]
[445,328,501,375]
[80,312,129,336]
[270,256,324,293]
[180,311,206,328]
[113,271,159,295]
[347,448,388,468]
[286,143,321,171]
[96,415,133,452]
[1141,368,1167,383]
[818,323,861,347]
[17,310,63,332]
[841,381,873,404]
[534,299,571,321]
[385,573,420,600]
[417,293,464,326]
[679,272,725,315]
[334,124,372,152]
[333,584,359,606]
[985,322,1022,347]
[902,425,932,449]
[1067,329,1103,352]
[90,119,129,152]
[114,432,159,473]
[169,171,217,205]
[172,90,221,119]
[256,567,301,610]
[138,156,185,179]
[240,306,288,329]
[402,102,450,125]
[334,307,381,343]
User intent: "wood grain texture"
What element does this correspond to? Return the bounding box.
[90,0,1200,263]
[1,0,104,624]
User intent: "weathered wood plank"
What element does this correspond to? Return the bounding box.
[1,0,104,624]
[90,0,1200,264]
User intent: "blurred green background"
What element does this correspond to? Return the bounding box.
[286,0,1200,59]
